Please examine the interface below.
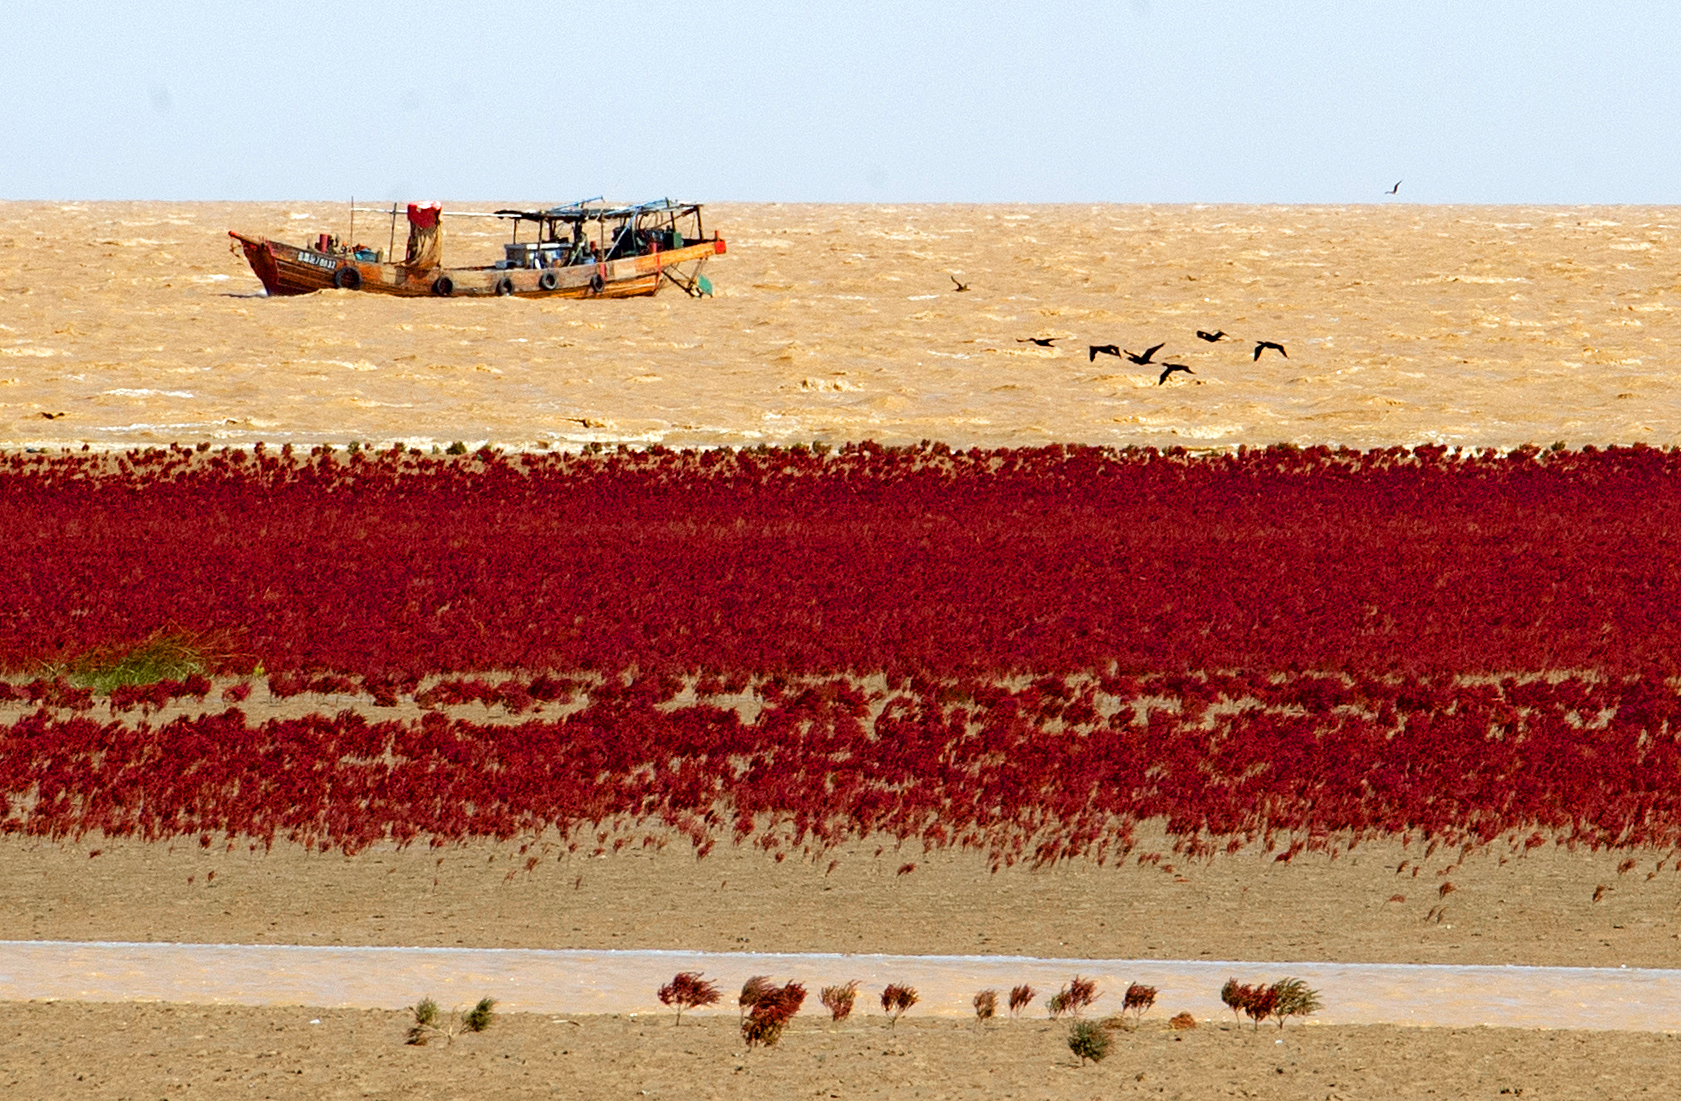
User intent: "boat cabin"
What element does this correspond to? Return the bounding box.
[493,199,708,270]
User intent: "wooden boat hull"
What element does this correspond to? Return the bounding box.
[228,232,724,299]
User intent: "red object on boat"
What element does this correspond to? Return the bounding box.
[406,203,441,228]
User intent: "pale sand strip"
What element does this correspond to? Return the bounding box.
[0,941,1675,1031]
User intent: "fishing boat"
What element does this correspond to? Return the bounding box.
[229,199,724,299]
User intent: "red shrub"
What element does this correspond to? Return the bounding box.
[820,982,859,1022]
[656,971,720,1024]
[4,443,1681,681]
[1122,982,1157,1023]
[1,446,1680,860]
[741,981,805,1048]
[880,984,918,1026]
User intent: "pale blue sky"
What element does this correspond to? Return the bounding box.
[3,1,1677,203]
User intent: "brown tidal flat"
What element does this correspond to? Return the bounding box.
[6,1002,1679,1101]
[3,832,1678,971]
[2,201,1679,451]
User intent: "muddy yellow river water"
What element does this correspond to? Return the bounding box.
[2,201,1679,451]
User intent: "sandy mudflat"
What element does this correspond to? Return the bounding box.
[6,683,1677,974]
[5,1002,1680,1101]
[2,832,1678,971]
[3,201,1680,451]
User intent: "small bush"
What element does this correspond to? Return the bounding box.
[1008,984,1036,1016]
[1222,979,1275,1028]
[1049,975,1098,1019]
[406,997,440,1045]
[657,971,721,1024]
[461,997,496,1033]
[1270,978,1321,1028]
[973,989,997,1021]
[880,984,918,1027]
[741,981,806,1048]
[1067,1020,1111,1065]
[1168,1011,1198,1030]
[405,995,495,1045]
[820,981,859,1022]
[1241,984,1277,1029]
[1218,978,1320,1030]
[739,975,775,1021]
[741,1006,790,1048]
[1219,978,1245,1023]
[1122,982,1157,1026]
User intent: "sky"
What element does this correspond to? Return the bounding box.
[2,1,1679,204]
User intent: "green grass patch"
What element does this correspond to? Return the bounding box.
[51,634,210,693]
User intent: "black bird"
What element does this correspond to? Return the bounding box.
[1017,337,1057,347]
[1157,363,1194,385]
[950,275,969,292]
[1124,342,1166,365]
[1253,340,1288,361]
[40,411,65,420]
[1387,180,1402,195]
[1196,329,1227,343]
[1089,344,1122,361]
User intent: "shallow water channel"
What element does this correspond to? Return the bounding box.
[1,941,1676,1031]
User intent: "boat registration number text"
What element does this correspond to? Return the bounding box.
[295,251,335,270]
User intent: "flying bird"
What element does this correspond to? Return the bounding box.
[1124,342,1166,365]
[1387,180,1402,195]
[1196,329,1227,343]
[1089,344,1122,361]
[1017,337,1058,347]
[1157,363,1194,385]
[1253,340,1288,360]
[39,411,65,419]
[950,275,969,292]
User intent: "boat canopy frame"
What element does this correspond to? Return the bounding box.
[346,198,711,264]
[491,199,707,260]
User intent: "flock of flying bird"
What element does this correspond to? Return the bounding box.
[951,275,1289,386]
[1016,330,1288,385]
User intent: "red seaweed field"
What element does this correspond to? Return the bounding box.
[4,441,1681,861]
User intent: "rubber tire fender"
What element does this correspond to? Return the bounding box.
[494,275,516,296]
[589,271,605,294]
[332,265,362,290]
[431,275,454,296]
[537,270,559,292]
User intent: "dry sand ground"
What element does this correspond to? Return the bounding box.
[7,1002,1681,1101]
[3,832,1678,970]
[4,201,1681,452]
